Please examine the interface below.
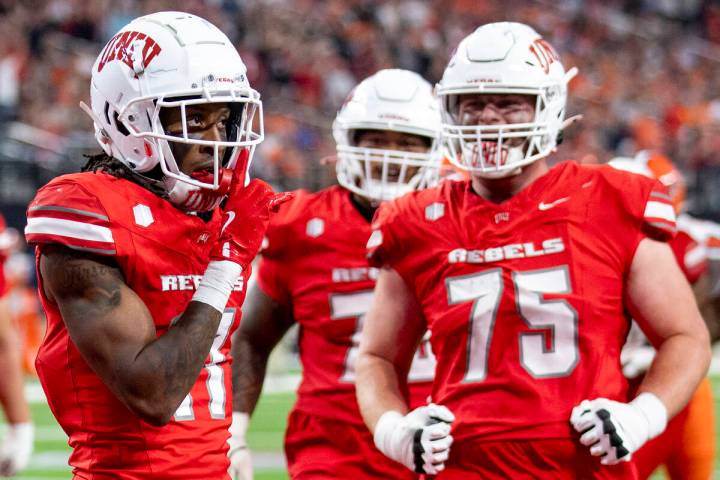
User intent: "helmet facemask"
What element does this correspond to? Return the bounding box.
[331,69,443,205]
[336,132,439,205]
[117,88,263,212]
[442,85,568,179]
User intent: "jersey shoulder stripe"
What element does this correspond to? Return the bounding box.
[25,176,116,255]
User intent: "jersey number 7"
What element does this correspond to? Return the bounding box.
[174,308,236,421]
[330,290,435,383]
[446,266,578,381]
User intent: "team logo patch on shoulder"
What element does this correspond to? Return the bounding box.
[133,204,154,227]
[306,218,324,238]
[425,202,445,221]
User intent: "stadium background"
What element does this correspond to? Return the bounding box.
[1,0,720,478]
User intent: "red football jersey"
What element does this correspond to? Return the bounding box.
[674,213,715,284]
[368,161,675,443]
[257,185,435,426]
[670,230,707,284]
[25,172,246,479]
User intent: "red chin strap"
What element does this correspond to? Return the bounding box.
[182,148,249,212]
[184,168,234,211]
[190,168,234,195]
[233,148,251,183]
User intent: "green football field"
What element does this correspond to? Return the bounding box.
[12,387,295,480]
[9,378,720,479]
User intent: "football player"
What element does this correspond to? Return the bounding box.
[24,12,287,479]
[0,214,33,476]
[228,69,440,479]
[611,153,715,480]
[355,22,711,478]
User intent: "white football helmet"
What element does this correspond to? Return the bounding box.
[81,11,264,211]
[333,69,442,203]
[437,22,577,178]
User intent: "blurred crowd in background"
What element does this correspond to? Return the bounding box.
[0,0,718,375]
[0,0,720,223]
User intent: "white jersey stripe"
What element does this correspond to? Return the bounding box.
[650,191,672,202]
[644,201,676,223]
[26,217,114,243]
[685,244,707,269]
[29,205,109,221]
[647,221,677,233]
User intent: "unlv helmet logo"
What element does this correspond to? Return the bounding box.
[97,30,162,73]
[528,38,560,74]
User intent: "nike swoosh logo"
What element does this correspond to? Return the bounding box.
[222,211,236,233]
[538,197,569,211]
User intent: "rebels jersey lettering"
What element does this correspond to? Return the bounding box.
[369,161,675,443]
[258,185,435,426]
[25,172,246,479]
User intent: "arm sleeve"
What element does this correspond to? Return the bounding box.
[25,180,117,256]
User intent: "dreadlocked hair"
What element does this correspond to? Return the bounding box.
[82,153,168,198]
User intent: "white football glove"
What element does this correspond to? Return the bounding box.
[373,403,455,474]
[620,345,656,379]
[0,422,33,476]
[570,393,667,465]
[227,412,253,480]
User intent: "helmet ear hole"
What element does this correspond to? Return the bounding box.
[104,102,111,125]
[112,111,130,136]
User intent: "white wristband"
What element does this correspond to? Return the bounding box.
[192,260,242,313]
[631,392,668,439]
[229,412,250,440]
[373,410,403,455]
[7,422,33,440]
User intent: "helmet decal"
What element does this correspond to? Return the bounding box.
[97,31,162,73]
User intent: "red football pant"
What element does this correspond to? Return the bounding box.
[424,438,638,479]
[284,409,417,479]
